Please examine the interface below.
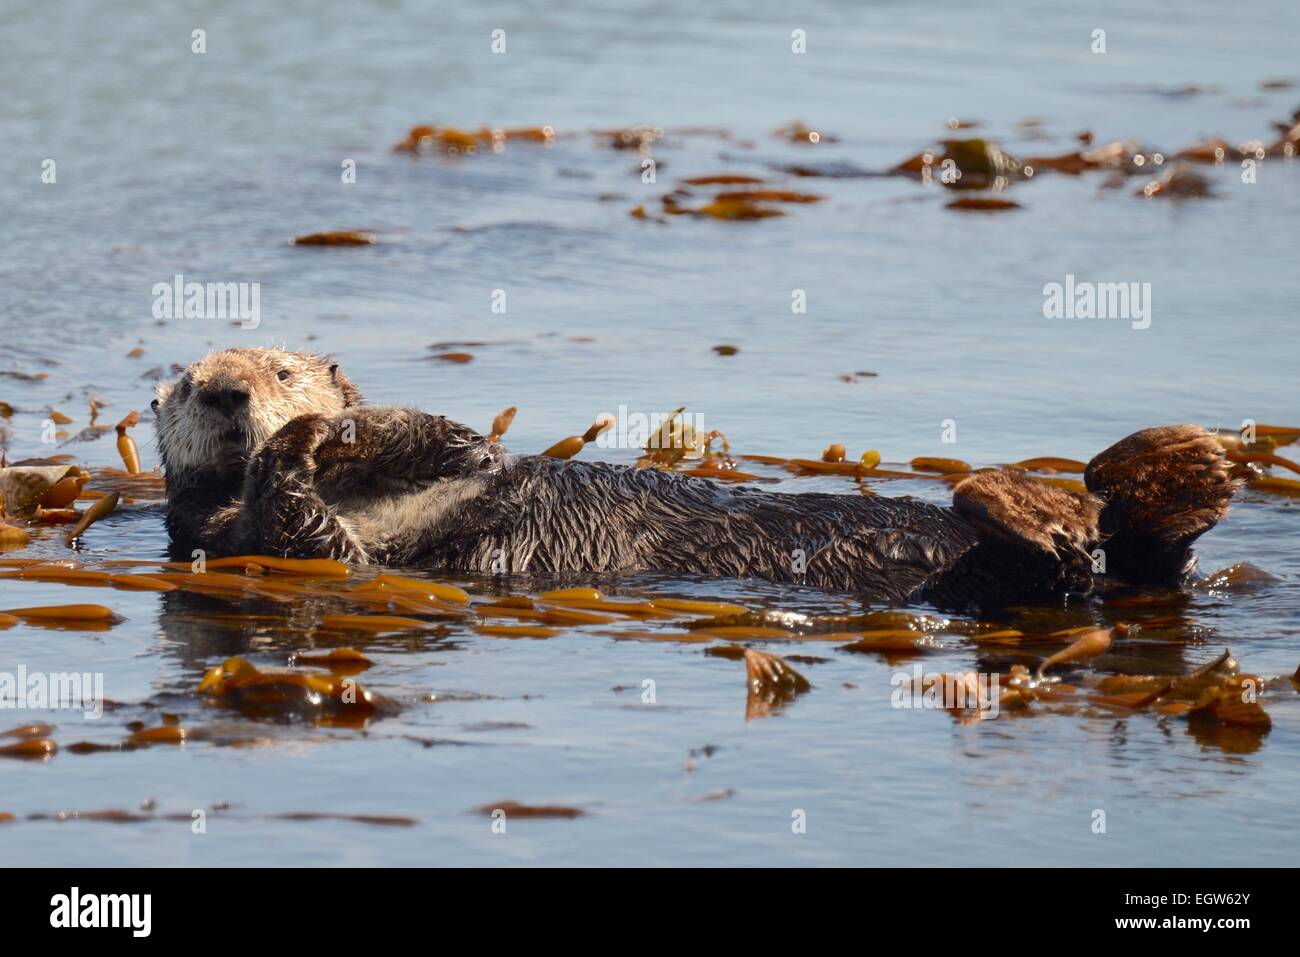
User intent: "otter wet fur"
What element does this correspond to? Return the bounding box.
[155,348,1237,609]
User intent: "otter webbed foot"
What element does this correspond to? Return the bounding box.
[1084,424,1236,584]
[921,469,1102,608]
[952,469,1102,563]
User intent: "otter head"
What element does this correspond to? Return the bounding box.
[154,348,362,478]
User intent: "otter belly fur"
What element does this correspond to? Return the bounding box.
[359,455,977,597]
[155,349,1238,608]
[332,477,492,561]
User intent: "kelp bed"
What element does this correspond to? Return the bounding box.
[276,104,1300,249]
[345,106,1300,238]
[2,394,1299,825]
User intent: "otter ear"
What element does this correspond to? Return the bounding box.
[329,363,363,406]
[153,382,174,414]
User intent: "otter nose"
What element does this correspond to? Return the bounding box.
[197,383,250,417]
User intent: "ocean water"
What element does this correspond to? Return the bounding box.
[0,0,1297,865]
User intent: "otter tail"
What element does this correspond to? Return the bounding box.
[1084,424,1236,584]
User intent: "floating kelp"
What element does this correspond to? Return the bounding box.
[1136,163,1212,198]
[663,194,785,220]
[0,523,28,549]
[0,603,119,622]
[542,417,614,459]
[0,737,58,759]
[546,598,677,620]
[364,574,468,603]
[1021,150,1091,175]
[1014,456,1087,473]
[396,125,558,155]
[0,564,116,586]
[292,648,374,672]
[936,139,1026,189]
[596,126,661,151]
[0,465,87,517]
[647,598,749,617]
[291,231,377,246]
[475,800,584,818]
[839,632,936,658]
[1174,136,1236,163]
[126,725,192,746]
[713,189,824,203]
[64,491,118,544]
[487,407,516,443]
[945,197,1022,211]
[773,122,837,144]
[115,411,141,474]
[1036,627,1115,678]
[194,555,351,578]
[1226,451,1300,480]
[743,648,811,720]
[1268,118,1299,156]
[473,598,615,627]
[395,125,476,154]
[630,407,729,467]
[40,474,89,508]
[1248,476,1300,497]
[680,174,765,185]
[1,722,55,738]
[267,811,418,826]
[198,655,384,726]
[911,456,971,474]
[539,587,601,601]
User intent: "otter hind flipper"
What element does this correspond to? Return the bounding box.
[921,470,1102,608]
[1084,424,1236,584]
[952,469,1102,562]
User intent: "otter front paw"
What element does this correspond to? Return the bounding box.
[245,414,334,495]
[311,406,416,470]
[953,469,1102,561]
[313,408,502,495]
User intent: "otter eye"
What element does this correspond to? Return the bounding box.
[179,380,191,398]
[150,399,160,413]
[277,369,291,382]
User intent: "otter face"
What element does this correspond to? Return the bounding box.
[154,348,362,474]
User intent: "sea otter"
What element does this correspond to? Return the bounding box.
[154,348,1236,608]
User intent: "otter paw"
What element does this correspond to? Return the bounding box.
[953,469,1102,560]
[1085,424,1235,546]
[246,414,334,485]
[311,410,387,468]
